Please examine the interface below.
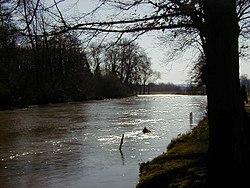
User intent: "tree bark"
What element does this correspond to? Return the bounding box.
[203,0,246,186]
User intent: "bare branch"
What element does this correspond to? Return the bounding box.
[53,0,67,27]
[0,0,21,17]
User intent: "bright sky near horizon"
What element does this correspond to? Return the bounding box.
[55,0,250,84]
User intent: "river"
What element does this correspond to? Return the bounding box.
[0,94,207,188]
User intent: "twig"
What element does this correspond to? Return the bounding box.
[119,134,124,150]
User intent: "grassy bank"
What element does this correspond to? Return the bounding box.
[136,116,208,188]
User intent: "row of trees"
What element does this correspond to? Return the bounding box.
[0,1,157,108]
[148,82,183,94]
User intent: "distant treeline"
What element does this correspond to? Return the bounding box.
[145,83,207,95]
[1,26,156,109]
[145,78,250,96]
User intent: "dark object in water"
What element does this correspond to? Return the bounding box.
[119,134,124,150]
[142,127,151,134]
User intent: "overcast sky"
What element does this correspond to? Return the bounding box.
[55,0,250,84]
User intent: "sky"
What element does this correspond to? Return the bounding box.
[55,0,250,85]
[139,33,250,84]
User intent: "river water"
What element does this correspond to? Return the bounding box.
[0,94,207,188]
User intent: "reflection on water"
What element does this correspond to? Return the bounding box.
[0,94,207,188]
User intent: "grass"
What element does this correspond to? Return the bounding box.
[136,116,209,188]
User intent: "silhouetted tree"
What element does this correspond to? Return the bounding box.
[203,1,246,187]
[103,39,154,93]
[84,39,154,98]
[189,53,207,88]
[0,1,96,106]
[0,0,22,107]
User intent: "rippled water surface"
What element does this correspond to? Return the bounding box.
[0,94,207,188]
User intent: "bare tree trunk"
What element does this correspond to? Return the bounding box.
[203,0,245,186]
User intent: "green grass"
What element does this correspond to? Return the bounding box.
[136,117,209,188]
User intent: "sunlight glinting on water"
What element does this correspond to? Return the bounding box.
[0,94,207,188]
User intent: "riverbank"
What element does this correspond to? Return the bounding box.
[136,116,208,188]
[0,94,135,111]
[136,101,250,188]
